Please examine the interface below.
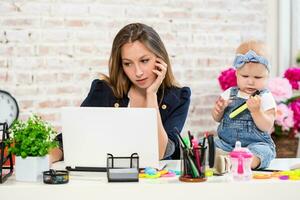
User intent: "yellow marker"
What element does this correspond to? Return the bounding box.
[229,103,248,118]
[139,173,146,178]
[205,169,214,177]
[289,175,300,180]
[253,173,272,179]
[229,90,261,119]
[159,170,168,175]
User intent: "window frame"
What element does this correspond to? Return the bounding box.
[267,0,298,76]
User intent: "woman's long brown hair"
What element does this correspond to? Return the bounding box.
[101,23,179,101]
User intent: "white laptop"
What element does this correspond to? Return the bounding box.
[61,107,159,170]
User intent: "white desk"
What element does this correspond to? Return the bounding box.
[1,159,300,200]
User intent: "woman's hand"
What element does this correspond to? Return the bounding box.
[146,57,167,94]
[144,57,168,158]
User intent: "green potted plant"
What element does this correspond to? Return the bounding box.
[8,115,58,182]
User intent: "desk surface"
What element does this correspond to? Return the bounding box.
[1,159,300,200]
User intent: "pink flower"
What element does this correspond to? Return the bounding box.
[284,67,300,90]
[275,103,294,131]
[267,78,293,102]
[218,68,237,91]
[290,98,300,130]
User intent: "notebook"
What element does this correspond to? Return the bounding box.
[262,158,300,171]
[61,107,159,171]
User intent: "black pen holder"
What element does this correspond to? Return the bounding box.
[0,122,13,184]
[179,146,207,182]
[106,153,139,182]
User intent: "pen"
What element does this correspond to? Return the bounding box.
[200,136,206,173]
[188,130,193,146]
[183,137,191,149]
[158,163,168,171]
[229,90,260,118]
[199,146,207,175]
[174,127,188,149]
[192,138,202,175]
[202,136,206,148]
[183,137,194,157]
[185,149,200,178]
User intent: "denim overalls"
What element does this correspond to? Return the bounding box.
[215,87,276,169]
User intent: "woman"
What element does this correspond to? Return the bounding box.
[50,23,191,162]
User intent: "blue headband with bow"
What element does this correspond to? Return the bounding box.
[233,50,270,71]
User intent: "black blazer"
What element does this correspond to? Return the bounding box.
[58,79,191,159]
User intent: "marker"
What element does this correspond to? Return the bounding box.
[229,90,260,119]
[192,138,201,175]
[229,103,248,118]
[183,137,191,149]
[174,127,188,149]
[188,130,193,146]
[187,153,200,177]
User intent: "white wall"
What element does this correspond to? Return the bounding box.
[292,0,300,64]
[0,0,273,135]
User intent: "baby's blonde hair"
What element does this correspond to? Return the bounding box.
[236,40,268,58]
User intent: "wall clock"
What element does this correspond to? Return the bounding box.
[0,90,19,128]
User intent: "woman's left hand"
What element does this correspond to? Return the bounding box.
[146,57,167,94]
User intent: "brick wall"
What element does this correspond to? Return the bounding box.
[0,0,269,136]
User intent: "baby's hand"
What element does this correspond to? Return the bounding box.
[247,95,261,113]
[213,97,231,116]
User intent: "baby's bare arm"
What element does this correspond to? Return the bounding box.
[250,108,275,132]
[247,96,275,132]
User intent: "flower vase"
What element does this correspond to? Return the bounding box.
[15,155,50,182]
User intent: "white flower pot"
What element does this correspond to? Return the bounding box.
[15,155,50,182]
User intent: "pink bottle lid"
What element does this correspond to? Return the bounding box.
[229,150,253,158]
[229,141,253,158]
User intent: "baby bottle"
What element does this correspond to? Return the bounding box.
[229,141,253,181]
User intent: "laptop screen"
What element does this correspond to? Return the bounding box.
[61,107,159,169]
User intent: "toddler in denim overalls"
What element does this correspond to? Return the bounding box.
[212,41,276,170]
